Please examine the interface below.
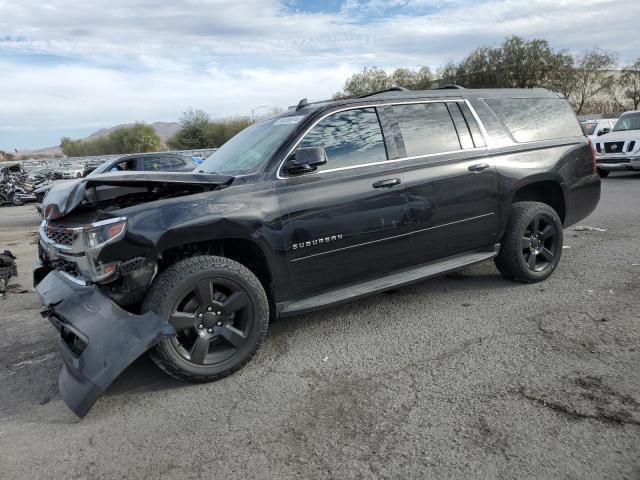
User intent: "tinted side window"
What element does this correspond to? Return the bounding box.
[143,157,184,170]
[485,98,582,143]
[391,103,461,157]
[299,108,387,171]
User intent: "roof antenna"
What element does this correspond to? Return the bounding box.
[296,98,309,111]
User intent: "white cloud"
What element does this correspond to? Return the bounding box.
[1,0,639,148]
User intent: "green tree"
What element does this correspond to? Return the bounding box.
[168,108,215,149]
[390,66,432,90]
[333,67,391,99]
[60,124,162,156]
[334,66,432,99]
[450,36,573,89]
[110,124,161,153]
[168,109,252,149]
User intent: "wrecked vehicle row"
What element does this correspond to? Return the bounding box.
[35,87,601,417]
[0,164,49,206]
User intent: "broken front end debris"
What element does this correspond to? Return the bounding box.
[35,270,175,417]
[0,250,17,298]
[34,171,234,416]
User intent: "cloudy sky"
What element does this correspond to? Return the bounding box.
[1,0,639,150]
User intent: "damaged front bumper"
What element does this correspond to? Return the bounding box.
[35,269,175,417]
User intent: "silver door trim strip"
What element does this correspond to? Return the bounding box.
[291,212,495,263]
[411,212,495,235]
[276,99,490,179]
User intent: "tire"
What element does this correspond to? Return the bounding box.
[12,196,24,206]
[494,201,563,283]
[144,255,269,383]
[597,168,610,178]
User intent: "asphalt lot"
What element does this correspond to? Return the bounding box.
[0,173,639,479]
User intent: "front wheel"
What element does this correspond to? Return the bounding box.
[494,201,563,283]
[597,168,610,178]
[144,255,269,382]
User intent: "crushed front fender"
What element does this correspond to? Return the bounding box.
[35,271,175,418]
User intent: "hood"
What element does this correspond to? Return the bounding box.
[596,130,640,142]
[42,171,234,220]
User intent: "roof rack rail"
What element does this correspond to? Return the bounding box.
[434,84,465,90]
[358,86,409,98]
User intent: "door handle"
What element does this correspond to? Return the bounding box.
[468,163,490,172]
[372,178,401,189]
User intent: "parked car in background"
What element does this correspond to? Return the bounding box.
[61,164,87,179]
[594,110,640,177]
[581,118,617,140]
[91,152,197,174]
[34,87,600,416]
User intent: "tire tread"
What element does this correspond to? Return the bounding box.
[494,201,563,283]
[143,255,268,383]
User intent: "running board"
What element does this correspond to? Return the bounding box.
[279,244,500,316]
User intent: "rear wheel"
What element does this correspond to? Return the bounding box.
[144,255,269,382]
[495,201,563,283]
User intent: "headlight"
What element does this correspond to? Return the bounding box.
[84,219,126,249]
[83,218,127,282]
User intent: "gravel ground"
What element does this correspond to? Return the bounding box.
[0,173,639,479]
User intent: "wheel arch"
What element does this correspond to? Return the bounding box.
[157,235,281,314]
[509,178,566,224]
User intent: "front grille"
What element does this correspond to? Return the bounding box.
[598,158,631,164]
[628,141,636,152]
[45,226,74,246]
[596,143,602,153]
[604,142,625,154]
[40,244,81,277]
[49,257,81,277]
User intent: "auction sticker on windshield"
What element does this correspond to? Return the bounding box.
[274,115,305,125]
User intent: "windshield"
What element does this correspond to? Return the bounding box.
[88,161,112,177]
[613,113,640,132]
[581,122,596,135]
[199,116,305,175]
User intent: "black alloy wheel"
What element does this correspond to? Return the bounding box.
[145,256,269,382]
[494,201,564,283]
[168,277,253,366]
[520,216,559,272]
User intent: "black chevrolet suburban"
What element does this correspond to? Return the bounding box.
[35,87,600,416]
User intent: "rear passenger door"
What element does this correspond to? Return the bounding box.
[384,100,499,264]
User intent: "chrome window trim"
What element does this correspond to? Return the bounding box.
[276,99,490,179]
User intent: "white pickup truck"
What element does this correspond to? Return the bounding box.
[594,111,640,177]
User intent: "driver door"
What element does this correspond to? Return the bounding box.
[275,107,413,297]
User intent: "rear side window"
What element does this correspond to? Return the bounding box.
[299,108,387,171]
[485,98,582,143]
[390,103,461,157]
[142,157,185,171]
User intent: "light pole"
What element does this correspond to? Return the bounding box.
[251,105,271,121]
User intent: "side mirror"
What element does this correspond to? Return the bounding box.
[598,128,610,136]
[285,147,328,174]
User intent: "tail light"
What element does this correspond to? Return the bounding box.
[588,139,597,174]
